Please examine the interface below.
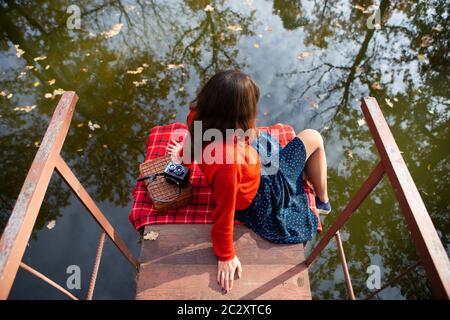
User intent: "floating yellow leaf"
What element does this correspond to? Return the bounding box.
[15,105,36,112]
[48,79,56,85]
[253,43,260,48]
[25,65,34,70]
[45,65,50,70]
[14,44,25,58]
[178,86,185,92]
[7,93,13,99]
[297,52,312,60]
[142,63,149,68]
[33,55,47,61]
[204,4,214,12]
[44,93,53,99]
[77,148,84,152]
[81,67,88,72]
[77,123,84,128]
[88,120,101,131]
[100,23,123,39]
[133,79,148,87]
[167,63,184,70]
[33,82,40,87]
[357,118,366,127]
[127,67,144,74]
[385,98,394,108]
[53,88,65,96]
[46,220,56,229]
[103,144,108,148]
[418,54,426,61]
[227,24,243,32]
[0,91,7,97]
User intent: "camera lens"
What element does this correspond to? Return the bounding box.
[175,167,183,175]
[168,163,177,171]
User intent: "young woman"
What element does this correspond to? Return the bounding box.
[167,70,331,293]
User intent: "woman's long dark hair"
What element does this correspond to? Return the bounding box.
[188,70,260,162]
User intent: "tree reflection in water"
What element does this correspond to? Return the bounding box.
[0,0,448,299]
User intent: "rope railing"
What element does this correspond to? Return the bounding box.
[0,92,139,300]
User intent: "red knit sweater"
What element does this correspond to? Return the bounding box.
[199,141,261,261]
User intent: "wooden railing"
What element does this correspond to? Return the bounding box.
[305,97,450,300]
[0,92,139,300]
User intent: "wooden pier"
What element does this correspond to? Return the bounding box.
[136,224,311,300]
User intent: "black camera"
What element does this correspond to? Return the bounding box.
[163,162,190,185]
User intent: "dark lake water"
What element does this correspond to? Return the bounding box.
[0,0,448,299]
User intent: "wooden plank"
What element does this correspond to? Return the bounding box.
[362,97,450,299]
[136,224,311,300]
[0,92,78,299]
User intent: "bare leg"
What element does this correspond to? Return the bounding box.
[297,129,329,203]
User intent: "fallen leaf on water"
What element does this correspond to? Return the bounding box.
[103,144,108,148]
[353,5,366,11]
[310,101,319,109]
[179,86,185,92]
[46,220,56,230]
[170,113,176,119]
[44,93,53,99]
[427,164,431,170]
[107,101,113,105]
[143,231,159,241]
[34,141,40,147]
[418,54,426,61]
[81,67,88,72]
[77,148,83,152]
[53,88,65,96]
[263,111,268,116]
[88,120,101,131]
[133,79,148,87]
[142,63,149,68]
[100,23,123,39]
[297,52,313,61]
[204,4,214,12]
[357,118,366,127]
[127,67,144,74]
[253,43,260,48]
[33,55,47,61]
[45,65,50,70]
[17,71,26,79]
[14,44,25,58]
[227,24,243,32]
[15,105,36,112]
[25,65,34,70]
[421,35,433,48]
[347,150,354,159]
[265,25,273,32]
[48,79,56,85]
[371,82,382,90]
[33,82,40,87]
[393,97,398,102]
[0,91,7,97]
[7,93,13,99]
[77,123,84,128]
[167,63,184,70]
[385,98,394,108]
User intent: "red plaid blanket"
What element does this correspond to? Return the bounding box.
[129,123,322,233]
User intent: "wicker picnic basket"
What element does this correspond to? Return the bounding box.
[139,155,192,212]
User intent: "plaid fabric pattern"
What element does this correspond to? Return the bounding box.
[129,123,322,233]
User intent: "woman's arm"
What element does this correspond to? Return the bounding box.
[206,163,243,292]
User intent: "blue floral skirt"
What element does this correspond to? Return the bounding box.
[235,131,318,244]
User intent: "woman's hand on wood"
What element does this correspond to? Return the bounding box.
[217,256,242,293]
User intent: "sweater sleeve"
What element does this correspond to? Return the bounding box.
[207,164,239,261]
